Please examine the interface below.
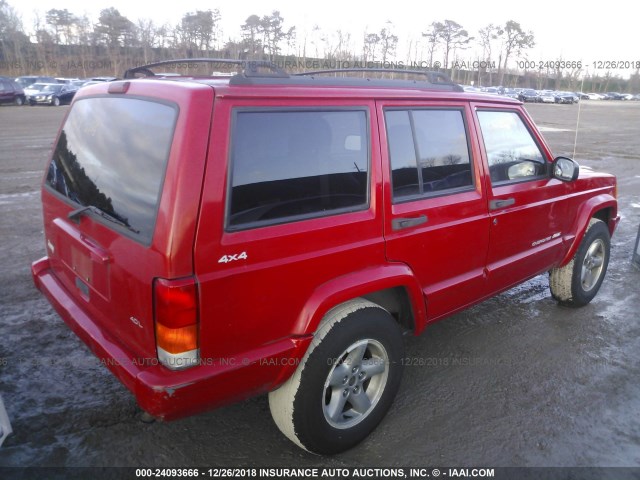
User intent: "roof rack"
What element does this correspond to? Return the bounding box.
[294,68,454,84]
[122,58,463,92]
[290,68,462,91]
[123,58,288,80]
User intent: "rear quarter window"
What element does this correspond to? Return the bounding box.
[45,97,177,244]
[227,109,369,230]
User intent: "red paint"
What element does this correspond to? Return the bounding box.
[32,78,618,420]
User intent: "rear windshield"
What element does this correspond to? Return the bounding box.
[45,97,177,244]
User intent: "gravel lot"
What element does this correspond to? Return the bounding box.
[0,100,639,470]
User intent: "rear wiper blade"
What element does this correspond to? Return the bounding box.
[67,206,92,223]
[67,205,140,234]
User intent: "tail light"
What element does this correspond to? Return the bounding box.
[154,277,199,370]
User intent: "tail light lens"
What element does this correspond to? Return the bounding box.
[154,277,199,370]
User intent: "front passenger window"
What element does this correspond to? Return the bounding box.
[477,111,547,184]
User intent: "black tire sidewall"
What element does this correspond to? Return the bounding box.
[571,221,610,306]
[292,307,404,454]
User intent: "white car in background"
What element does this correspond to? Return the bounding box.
[538,91,556,103]
[587,93,604,100]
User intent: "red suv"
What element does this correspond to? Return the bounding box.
[32,59,619,454]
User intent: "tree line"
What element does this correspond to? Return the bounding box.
[0,0,637,92]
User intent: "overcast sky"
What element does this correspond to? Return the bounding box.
[13,0,638,77]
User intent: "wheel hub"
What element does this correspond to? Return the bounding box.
[323,339,389,429]
[581,238,606,292]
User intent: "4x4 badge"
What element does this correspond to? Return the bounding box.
[218,252,248,264]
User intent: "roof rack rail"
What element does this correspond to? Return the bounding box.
[122,58,463,92]
[123,58,288,79]
[294,68,456,85]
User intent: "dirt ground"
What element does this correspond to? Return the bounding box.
[0,100,639,469]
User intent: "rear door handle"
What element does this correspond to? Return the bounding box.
[392,215,428,231]
[489,197,515,210]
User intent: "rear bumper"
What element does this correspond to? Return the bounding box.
[31,256,312,420]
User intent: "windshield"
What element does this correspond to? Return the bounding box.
[27,83,46,91]
[45,97,178,244]
[41,85,63,93]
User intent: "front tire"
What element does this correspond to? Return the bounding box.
[269,299,404,454]
[15,96,24,106]
[51,96,60,107]
[550,218,610,307]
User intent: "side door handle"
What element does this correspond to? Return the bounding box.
[489,197,516,210]
[392,215,428,231]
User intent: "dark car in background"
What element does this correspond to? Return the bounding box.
[518,89,540,102]
[15,75,57,89]
[0,77,26,106]
[27,83,77,106]
[554,92,576,104]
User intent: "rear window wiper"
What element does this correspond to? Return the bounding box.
[68,205,140,234]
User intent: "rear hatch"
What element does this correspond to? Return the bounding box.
[40,80,214,361]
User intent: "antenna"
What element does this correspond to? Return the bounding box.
[573,69,586,159]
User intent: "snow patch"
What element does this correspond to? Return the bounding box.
[538,126,572,132]
[0,191,38,205]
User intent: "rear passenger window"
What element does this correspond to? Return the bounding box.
[385,109,473,201]
[228,110,369,229]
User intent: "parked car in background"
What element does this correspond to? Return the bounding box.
[481,86,500,95]
[0,76,26,106]
[518,89,540,102]
[23,82,47,98]
[501,88,520,99]
[587,93,604,100]
[15,75,57,89]
[78,80,103,89]
[539,91,556,103]
[27,83,77,106]
[55,77,81,85]
[554,92,576,104]
[603,92,624,100]
[69,80,88,89]
[620,94,634,101]
[89,76,118,82]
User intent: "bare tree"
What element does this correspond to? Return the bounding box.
[438,20,471,69]
[260,11,295,59]
[179,10,220,53]
[45,9,77,45]
[0,0,28,73]
[241,15,263,57]
[442,154,462,165]
[363,32,380,63]
[95,8,135,47]
[498,20,534,85]
[478,23,502,84]
[379,21,398,63]
[421,22,441,67]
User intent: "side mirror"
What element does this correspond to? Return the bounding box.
[552,156,579,182]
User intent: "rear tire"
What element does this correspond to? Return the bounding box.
[15,96,24,106]
[269,299,404,454]
[550,218,610,307]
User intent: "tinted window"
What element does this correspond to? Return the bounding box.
[477,111,546,184]
[228,110,369,229]
[386,109,472,200]
[46,97,177,244]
